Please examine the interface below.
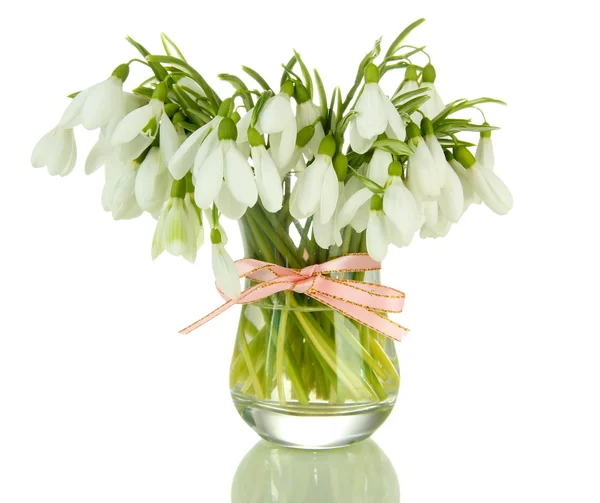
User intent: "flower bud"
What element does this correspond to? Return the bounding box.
[294,82,311,104]
[281,80,295,97]
[405,122,421,140]
[164,103,179,118]
[231,110,241,123]
[112,63,130,82]
[364,63,380,84]
[247,127,265,147]
[420,117,434,137]
[370,194,383,211]
[170,178,187,199]
[333,153,348,181]
[453,146,477,169]
[210,228,222,244]
[172,111,186,125]
[296,125,315,148]
[480,122,492,138]
[318,134,337,158]
[152,82,169,102]
[218,98,233,117]
[218,117,238,141]
[388,160,404,177]
[422,63,436,84]
[405,65,418,82]
[444,150,454,162]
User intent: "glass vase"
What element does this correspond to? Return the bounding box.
[229,200,400,449]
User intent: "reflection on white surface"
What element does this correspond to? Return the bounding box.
[231,439,400,502]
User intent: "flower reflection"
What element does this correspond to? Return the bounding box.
[232,439,399,502]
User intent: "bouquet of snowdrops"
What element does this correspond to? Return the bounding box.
[32,19,512,410]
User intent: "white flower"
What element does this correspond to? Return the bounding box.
[337,164,370,232]
[448,156,481,209]
[112,83,178,163]
[31,127,76,177]
[257,83,297,168]
[405,123,441,200]
[438,161,464,223]
[60,64,130,131]
[420,64,445,119]
[421,207,452,239]
[101,159,143,220]
[350,64,405,154]
[475,129,495,170]
[247,128,283,213]
[193,117,258,213]
[366,204,390,261]
[289,136,338,223]
[134,147,173,215]
[211,229,240,299]
[368,148,394,186]
[454,146,513,215]
[313,181,345,249]
[294,83,325,158]
[382,162,422,241]
[152,185,203,263]
[393,65,420,101]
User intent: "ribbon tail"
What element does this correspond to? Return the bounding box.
[179,298,237,335]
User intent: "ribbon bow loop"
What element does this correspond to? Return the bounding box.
[180,253,408,342]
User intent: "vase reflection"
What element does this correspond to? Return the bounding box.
[231,439,400,502]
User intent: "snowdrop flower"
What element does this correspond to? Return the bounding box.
[134,147,173,215]
[366,196,390,261]
[290,135,339,223]
[405,122,441,200]
[382,161,422,242]
[393,64,420,100]
[247,127,283,213]
[350,64,405,154]
[151,178,203,263]
[210,228,240,299]
[446,151,481,210]
[294,83,325,158]
[31,127,76,176]
[257,81,297,168]
[101,158,143,220]
[420,64,445,119]
[475,127,495,170]
[454,146,513,215]
[112,82,179,163]
[60,64,130,131]
[420,207,452,239]
[193,117,258,213]
[278,124,315,178]
[336,164,370,232]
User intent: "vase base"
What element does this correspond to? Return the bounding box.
[232,392,396,450]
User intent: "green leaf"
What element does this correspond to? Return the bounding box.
[340,37,381,115]
[349,166,385,194]
[293,50,313,99]
[218,73,254,110]
[372,138,414,156]
[126,36,168,81]
[436,122,500,135]
[160,33,186,61]
[241,66,272,92]
[251,91,274,127]
[437,137,475,147]
[392,86,430,106]
[185,108,213,127]
[146,55,221,110]
[314,69,328,124]
[396,95,430,115]
[384,18,426,60]
[336,111,357,141]
[280,55,297,88]
[326,86,338,133]
[433,98,506,124]
[132,86,154,99]
[178,121,199,132]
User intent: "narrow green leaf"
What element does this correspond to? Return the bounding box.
[392,86,430,106]
[185,108,213,127]
[178,121,199,132]
[384,18,426,60]
[281,55,297,87]
[218,73,254,110]
[372,138,414,156]
[293,50,313,98]
[437,137,475,147]
[340,37,381,115]
[132,86,154,99]
[396,95,430,115]
[160,33,186,61]
[349,166,385,194]
[314,69,328,122]
[241,66,272,92]
[126,36,168,81]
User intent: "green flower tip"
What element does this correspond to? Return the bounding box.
[296,125,315,148]
[172,111,185,125]
[281,80,295,97]
[218,117,238,141]
[112,63,130,82]
[405,121,421,140]
[444,149,454,162]
[364,63,380,84]
[185,172,195,193]
[231,110,241,123]
[420,117,434,137]
[294,82,311,104]
[370,194,383,211]
[318,134,337,158]
[152,82,169,102]
[405,65,418,82]
[210,228,222,244]
[480,123,492,138]
[247,127,265,147]
[333,153,348,181]
[388,160,404,177]
[422,63,436,84]
[143,116,159,137]
[453,146,476,169]
[218,98,233,117]
[164,102,179,119]
[170,178,187,199]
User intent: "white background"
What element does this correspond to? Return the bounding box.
[1,1,599,501]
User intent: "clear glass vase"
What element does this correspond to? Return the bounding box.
[230,201,400,449]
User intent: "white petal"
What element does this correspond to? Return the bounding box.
[151,200,170,260]
[277,121,297,167]
[236,109,253,144]
[319,165,339,224]
[111,104,155,145]
[304,122,325,159]
[294,156,328,218]
[212,244,241,298]
[111,163,143,220]
[163,198,193,259]
[313,211,336,249]
[85,132,110,174]
[381,88,406,141]
[450,159,480,208]
[117,134,154,162]
[135,148,171,213]
[355,83,387,139]
[349,120,376,154]
[383,183,421,235]
[60,131,78,177]
[59,87,93,128]
[257,94,294,134]
[337,187,372,228]
[169,120,214,180]
[47,129,76,176]
[215,182,248,220]
[366,212,389,261]
[296,100,320,129]
[252,146,283,212]
[159,112,179,164]
[409,139,440,199]
[425,135,448,187]
[476,136,495,171]
[31,127,59,168]
[421,84,445,119]
[469,164,513,215]
[224,141,258,207]
[368,148,393,187]
[82,77,124,130]
[194,142,224,208]
[438,164,464,223]
[423,201,438,227]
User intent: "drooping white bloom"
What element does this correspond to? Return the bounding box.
[60,64,130,131]
[337,164,371,232]
[290,135,338,223]
[112,83,179,163]
[101,159,143,220]
[257,82,297,168]
[193,117,258,213]
[294,83,325,158]
[211,228,240,299]
[134,147,173,215]
[420,207,452,239]
[31,127,77,177]
[247,127,283,213]
[151,183,203,263]
[475,129,495,170]
[366,204,389,261]
[405,122,441,200]
[448,156,481,210]
[438,162,464,223]
[393,65,420,101]
[420,64,445,119]
[454,146,513,215]
[350,63,405,154]
[382,161,422,242]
